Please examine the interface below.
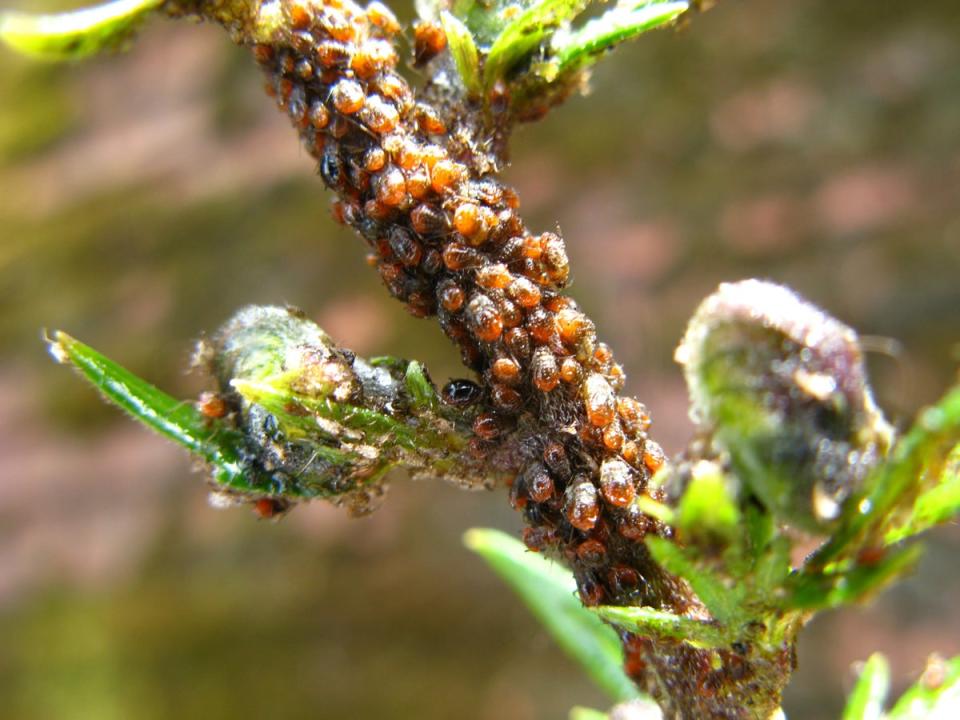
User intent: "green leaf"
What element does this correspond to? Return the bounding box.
[0,0,161,61]
[404,360,439,412]
[593,605,728,648]
[888,654,960,719]
[645,536,745,627]
[885,443,960,545]
[676,459,740,547]
[842,653,890,720]
[440,11,482,98]
[483,0,589,89]
[552,1,689,76]
[463,528,641,703]
[47,331,253,490]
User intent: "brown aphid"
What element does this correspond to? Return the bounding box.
[602,420,625,452]
[557,308,589,346]
[363,199,393,222]
[560,357,582,384]
[491,357,521,385]
[491,383,523,412]
[197,391,227,419]
[544,296,573,313]
[254,497,287,519]
[438,280,465,312]
[565,479,600,532]
[422,249,442,274]
[522,526,554,553]
[593,343,614,367]
[374,166,407,206]
[363,146,386,172]
[576,539,607,566]
[507,276,541,308]
[405,166,432,200]
[410,203,448,235]
[542,440,570,480]
[531,347,560,392]
[253,44,274,64]
[509,478,528,510]
[526,307,556,344]
[583,373,616,427]
[316,39,351,67]
[541,232,570,284]
[453,202,482,238]
[617,396,650,432]
[430,159,465,194]
[323,9,356,42]
[295,59,314,80]
[599,458,636,507]
[642,441,666,473]
[526,464,555,503]
[607,565,641,596]
[417,104,447,135]
[388,227,422,267]
[413,20,447,66]
[366,1,400,34]
[331,79,365,114]
[608,363,625,391]
[578,577,605,607]
[442,243,481,271]
[373,72,413,112]
[499,298,522,328]
[396,139,424,171]
[351,40,397,78]
[477,263,512,290]
[619,503,651,540]
[288,3,312,30]
[406,291,434,318]
[359,95,399,133]
[467,294,503,342]
[504,327,531,360]
[621,440,640,466]
[472,413,501,441]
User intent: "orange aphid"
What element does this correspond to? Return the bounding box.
[491,357,521,384]
[477,263,512,289]
[197,391,227,419]
[584,373,616,427]
[331,79,365,114]
[430,159,464,194]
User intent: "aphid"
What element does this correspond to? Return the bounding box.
[642,441,666,473]
[607,565,641,596]
[583,373,616,428]
[618,503,651,540]
[316,40,351,68]
[388,227,422,267]
[319,144,344,188]
[578,576,605,606]
[499,298,522,328]
[363,146,386,172]
[522,526,554,552]
[617,396,651,433]
[560,357,582,384]
[359,95,399,133]
[491,357,521,385]
[422,249,442,275]
[477,263,512,290]
[411,203,448,235]
[504,327,531,360]
[441,378,482,407]
[374,166,407,206]
[557,308,589,346]
[507,276,541,308]
[430,159,465,194]
[491,383,523,412]
[417,104,447,135]
[542,440,571,480]
[525,463,555,503]
[197,391,227,419]
[253,44,274,64]
[295,59,314,81]
[442,243,481,271]
[602,420,625,452]
[564,479,600,532]
[366,2,401,35]
[541,232,570,285]
[576,539,607,566]
[620,440,640,466]
[351,40,397,78]
[599,458,636,507]
[331,79,365,114]
[413,20,447,66]
[254,497,287,519]
[531,347,560,392]
[453,202,481,238]
[373,72,413,112]
[438,280,466,312]
[405,166,431,200]
[472,413,501,440]
[323,9,355,42]
[467,294,503,342]
[526,307,556,344]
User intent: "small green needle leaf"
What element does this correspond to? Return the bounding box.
[552,1,689,76]
[47,330,252,489]
[842,653,890,720]
[464,528,641,703]
[593,605,728,648]
[440,11,482,98]
[888,654,960,719]
[568,708,609,720]
[483,0,588,90]
[0,0,161,60]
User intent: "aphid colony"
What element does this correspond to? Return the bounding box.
[250,0,671,609]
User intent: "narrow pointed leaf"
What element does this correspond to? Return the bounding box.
[47,331,252,488]
[0,0,161,60]
[593,605,728,648]
[464,528,641,702]
[569,708,609,720]
[553,1,689,75]
[842,653,890,720]
[440,11,482,97]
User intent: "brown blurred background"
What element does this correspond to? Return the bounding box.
[1,1,959,717]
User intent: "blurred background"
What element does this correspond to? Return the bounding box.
[1,0,959,717]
